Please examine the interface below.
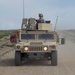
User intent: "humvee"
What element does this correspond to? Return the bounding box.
[15,14,65,66]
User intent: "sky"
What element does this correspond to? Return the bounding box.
[0,0,75,30]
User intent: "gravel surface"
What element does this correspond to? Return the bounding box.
[0,32,75,75]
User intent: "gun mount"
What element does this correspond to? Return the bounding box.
[21,14,52,31]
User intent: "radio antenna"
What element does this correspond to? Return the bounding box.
[23,0,25,18]
[54,16,58,31]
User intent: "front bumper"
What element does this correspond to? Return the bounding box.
[22,52,51,59]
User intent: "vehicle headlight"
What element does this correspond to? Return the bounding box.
[43,47,48,51]
[24,47,29,51]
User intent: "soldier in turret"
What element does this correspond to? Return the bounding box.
[36,13,45,29]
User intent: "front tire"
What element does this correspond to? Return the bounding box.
[51,50,57,66]
[15,51,21,66]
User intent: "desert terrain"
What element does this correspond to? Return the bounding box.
[0,30,75,75]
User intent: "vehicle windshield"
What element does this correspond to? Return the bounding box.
[21,34,35,39]
[39,34,54,40]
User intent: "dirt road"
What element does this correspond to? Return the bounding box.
[0,33,75,75]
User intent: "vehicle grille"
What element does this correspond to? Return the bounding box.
[29,46,43,51]
[30,42,42,45]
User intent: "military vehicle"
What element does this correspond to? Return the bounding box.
[14,14,65,66]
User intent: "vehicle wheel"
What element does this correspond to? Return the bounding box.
[15,51,21,66]
[51,51,57,66]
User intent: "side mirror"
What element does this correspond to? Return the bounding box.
[61,38,65,45]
